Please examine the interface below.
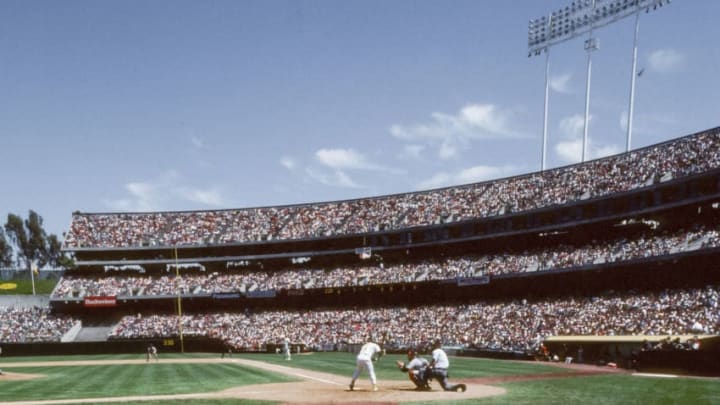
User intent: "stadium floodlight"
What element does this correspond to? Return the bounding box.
[528,0,671,167]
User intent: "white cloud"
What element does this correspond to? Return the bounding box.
[280,156,296,170]
[439,141,459,160]
[555,138,584,164]
[559,114,587,139]
[304,167,362,189]
[390,103,526,160]
[621,110,679,138]
[191,136,205,149]
[619,111,629,132]
[459,104,510,134]
[555,138,622,164]
[179,188,224,206]
[593,144,622,159]
[104,170,227,211]
[554,114,621,164]
[104,198,134,211]
[647,49,685,74]
[126,182,155,202]
[314,148,400,172]
[315,148,381,170]
[391,104,520,141]
[304,148,402,190]
[418,165,521,189]
[398,144,426,160]
[105,181,160,212]
[550,73,572,93]
[333,170,361,188]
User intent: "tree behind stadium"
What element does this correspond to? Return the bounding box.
[3,210,71,270]
[0,228,11,267]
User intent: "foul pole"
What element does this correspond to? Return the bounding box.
[174,246,185,353]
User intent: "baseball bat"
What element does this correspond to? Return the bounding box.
[378,331,388,361]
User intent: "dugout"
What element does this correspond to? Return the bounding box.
[543,335,720,375]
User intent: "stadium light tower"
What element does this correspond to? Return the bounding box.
[528,0,671,168]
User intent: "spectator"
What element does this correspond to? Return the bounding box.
[0,307,78,343]
[53,223,720,299]
[106,285,720,354]
[63,128,720,249]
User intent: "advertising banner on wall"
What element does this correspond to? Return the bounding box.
[83,296,117,307]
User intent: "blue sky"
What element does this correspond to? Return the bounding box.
[1,0,718,239]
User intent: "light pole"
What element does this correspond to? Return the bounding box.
[541,47,550,171]
[528,0,671,167]
[582,33,598,163]
[626,6,641,151]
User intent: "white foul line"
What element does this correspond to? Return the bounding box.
[632,373,678,378]
[230,359,344,386]
[284,371,344,386]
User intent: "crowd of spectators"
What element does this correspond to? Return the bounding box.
[0,306,78,343]
[4,285,715,351]
[64,128,720,248]
[53,223,720,299]
[107,285,720,353]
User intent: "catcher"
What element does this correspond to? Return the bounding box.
[396,348,431,390]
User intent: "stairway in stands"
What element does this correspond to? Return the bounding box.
[73,325,113,342]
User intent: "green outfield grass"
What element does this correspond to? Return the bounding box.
[411,374,720,405]
[0,278,58,294]
[0,352,216,363]
[0,354,297,402]
[234,351,571,380]
[1,352,720,404]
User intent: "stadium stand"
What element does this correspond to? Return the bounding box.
[63,127,720,248]
[106,285,720,353]
[4,127,720,373]
[52,223,720,299]
[0,306,79,343]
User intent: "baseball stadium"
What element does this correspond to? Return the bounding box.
[2,126,720,404]
[3,1,720,405]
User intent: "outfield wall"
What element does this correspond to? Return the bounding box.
[0,337,226,357]
[0,337,533,362]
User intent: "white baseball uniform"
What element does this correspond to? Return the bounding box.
[351,342,382,385]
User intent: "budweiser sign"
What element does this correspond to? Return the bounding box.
[83,296,117,307]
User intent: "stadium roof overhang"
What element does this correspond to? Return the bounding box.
[545,335,714,344]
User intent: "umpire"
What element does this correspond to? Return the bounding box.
[427,339,467,392]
